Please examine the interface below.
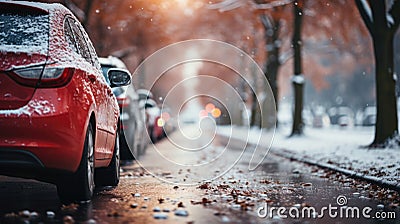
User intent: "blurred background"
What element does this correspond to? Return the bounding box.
[36,0,400,131]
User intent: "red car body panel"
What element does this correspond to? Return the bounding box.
[0,1,119,174]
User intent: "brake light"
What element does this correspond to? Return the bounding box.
[9,66,74,88]
[157,117,165,127]
[116,96,130,109]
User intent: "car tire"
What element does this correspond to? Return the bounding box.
[57,123,95,203]
[120,132,136,161]
[95,131,120,187]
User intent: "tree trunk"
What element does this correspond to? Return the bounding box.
[261,15,281,114]
[372,31,398,146]
[355,0,400,147]
[250,90,260,128]
[290,0,304,136]
[82,0,94,29]
[250,63,261,128]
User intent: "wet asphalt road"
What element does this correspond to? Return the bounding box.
[0,126,399,223]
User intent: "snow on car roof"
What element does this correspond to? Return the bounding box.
[0,0,102,76]
[0,0,65,12]
[0,0,74,56]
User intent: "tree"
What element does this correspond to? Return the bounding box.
[290,0,304,135]
[355,0,400,147]
[259,8,287,116]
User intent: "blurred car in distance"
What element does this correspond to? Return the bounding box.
[328,106,354,127]
[159,107,175,136]
[312,106,331,128]
[137,89,153,133]
[138,89,171,143]
[144,98,164,143]
[99,56,146,159]
[277,102,292,127]
[355,105,376,126]
[0,1,131,202]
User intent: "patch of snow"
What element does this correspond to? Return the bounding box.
[0,106,32,117]
[0,99,55,117]
[387,13,394,26]
[291,74,305,84]
[217,125,400,186]
[174,209,188,217]
[0,13,49,55]
[360,0,373,22]
[153,213,168,219]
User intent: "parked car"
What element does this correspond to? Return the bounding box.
[137,89,154,146]
[0,1,130,202]
[277,102,292,127]
[356,106,376,126]
[328,106,354,127]
[139,93,171,143]
[144,98,164,143]
[99,56,146,160]
[312,106,331,128]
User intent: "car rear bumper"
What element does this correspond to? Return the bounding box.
[0,148,72,183]
[0,84,89,174]
[0,148,44,168]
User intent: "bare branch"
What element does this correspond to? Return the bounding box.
[207,0,246,12]
[279,50,293,65]
[260,14,272,29]
[389,0,400,30]
[82,0,94,28]
[209,0,292,12]
[63,0,85,21]
[355,0,374,34]
[251,0,293,10]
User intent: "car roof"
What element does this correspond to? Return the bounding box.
[0,0,68,13]
[0,0,102,76]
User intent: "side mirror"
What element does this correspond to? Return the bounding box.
[108,68,131,88]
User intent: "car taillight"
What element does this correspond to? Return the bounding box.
[157,117,165,127]
[116,96,130,109]
[10,66,74,88]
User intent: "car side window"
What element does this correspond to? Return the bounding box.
[83,30,101,70]
[66,17,92,65]
[64,18,79,55]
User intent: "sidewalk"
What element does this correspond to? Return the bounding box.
[216,125,400,192]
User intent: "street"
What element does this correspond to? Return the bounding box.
[0,125,399,223]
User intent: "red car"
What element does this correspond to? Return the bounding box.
[0,1,131,202]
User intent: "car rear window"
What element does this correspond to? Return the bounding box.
[0,10,49,54]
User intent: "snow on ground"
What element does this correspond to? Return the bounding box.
[217,125,400,188]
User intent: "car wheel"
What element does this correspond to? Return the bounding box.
[57,123,95,203]
[120,130,135,161]
[95,131,120,186]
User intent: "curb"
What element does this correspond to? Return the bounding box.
[215,132,400,194]
[270,149,400,194]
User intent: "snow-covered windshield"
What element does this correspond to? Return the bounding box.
[0,12,49,54]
